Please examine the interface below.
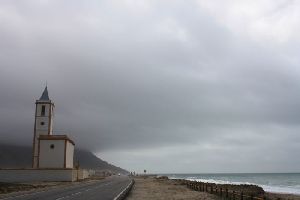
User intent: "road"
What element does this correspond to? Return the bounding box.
[0,175,132,200]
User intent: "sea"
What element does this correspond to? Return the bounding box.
[162,173,300,195]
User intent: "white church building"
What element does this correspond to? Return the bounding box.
[32,87,75,169]
[0,87,94,182]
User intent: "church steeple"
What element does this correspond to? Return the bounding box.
[32,86,55,168]
[39,86,50,101]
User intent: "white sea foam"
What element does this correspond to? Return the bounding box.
[262,185,300,195]
[186,178,254,186]
[169,176,300,195]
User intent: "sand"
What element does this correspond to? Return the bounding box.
[126,176,220,200]
[126,176,300,200]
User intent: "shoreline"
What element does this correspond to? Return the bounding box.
[127,175,219,200]
[128,175,300,200]
[184,180,300,196]
[162,174,300,197]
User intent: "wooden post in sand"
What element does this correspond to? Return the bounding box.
[206,184,208,192]
[220,188,222,197]
[210,185,213,193]
[233,191,236,200]
[240,192,243,200]
[226,188,229,198]
[250,194,254,200]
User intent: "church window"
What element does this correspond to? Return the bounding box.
[40,122,45,126]
[41,105,46,116]
[50,144,55,149]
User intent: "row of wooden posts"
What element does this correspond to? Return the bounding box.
[182,180,278,200]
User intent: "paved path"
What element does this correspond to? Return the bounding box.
[0,175,131,200]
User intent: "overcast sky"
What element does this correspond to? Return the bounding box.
[1,0,300,173]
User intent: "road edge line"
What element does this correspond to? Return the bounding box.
[113,178,135,200]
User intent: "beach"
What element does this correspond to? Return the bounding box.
[127,176,300,200]
[126,176,220,200]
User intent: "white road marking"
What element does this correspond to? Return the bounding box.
[113,180,133,200]
[71,192,81,196]
[55,195,70,200]
[53,182,114,200]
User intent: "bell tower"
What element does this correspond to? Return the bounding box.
[32,86,55,168]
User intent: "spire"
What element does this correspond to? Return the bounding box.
[39,86,50,100]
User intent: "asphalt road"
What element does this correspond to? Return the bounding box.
[0,175,132,200]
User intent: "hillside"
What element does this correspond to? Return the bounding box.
[0,143,127,174]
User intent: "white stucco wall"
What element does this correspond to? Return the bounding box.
[35,117,49,133]
[39,140,65,168]
[35,103,54,135]
[33,102,54,168]
[77,169,95,179]
[65,141,74,168]
[36,103,49,116]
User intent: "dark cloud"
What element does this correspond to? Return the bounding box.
[1,0,300,173]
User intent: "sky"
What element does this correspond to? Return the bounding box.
[1,0,300,173]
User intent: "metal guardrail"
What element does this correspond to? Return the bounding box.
[113,179,135,200]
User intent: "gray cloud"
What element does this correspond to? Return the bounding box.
[1,0,300,173]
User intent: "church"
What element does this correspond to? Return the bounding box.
[32,86,75,169]
[0,87,94,182]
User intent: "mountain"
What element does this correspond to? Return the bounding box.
[74,149,128,173]
[0,143,127,174]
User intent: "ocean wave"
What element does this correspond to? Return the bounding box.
[169,176,300,195]
[186,178,255,186]
[262,185,300,195]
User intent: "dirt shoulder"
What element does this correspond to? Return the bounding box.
[126,176,220,200]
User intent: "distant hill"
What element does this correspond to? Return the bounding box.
[0,143,127,174]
